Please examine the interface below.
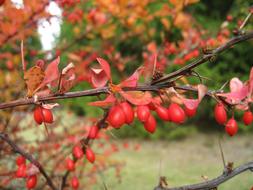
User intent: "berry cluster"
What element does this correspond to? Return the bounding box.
[214,103,253,136]
[15,156,37,189]
[64,145,95,189]
[33,106,53,125]
[106,101,192,133]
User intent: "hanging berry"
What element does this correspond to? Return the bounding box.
[85,147,95,163]
[144,114,156,133]
[16,164,26,178]
[225,118,238,136]
[155,105,170,121]
[88,125,99,139]
[137,105,150,122]
[168,103,185,124]
[107,105,126,128]
[72,145,84,159]
[16,156,26,166]
[65,158,75,171]
[120,102,134,124]
[71,176,79,189]
[33,106,54,125]
[214,103,227,125]
[242,111,253,126]
[26,175,37,189]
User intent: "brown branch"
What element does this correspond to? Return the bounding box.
[154,161,253,190]
[0,133,58,190]
[0,83,229,110]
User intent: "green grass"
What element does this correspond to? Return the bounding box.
[92,134,253,190]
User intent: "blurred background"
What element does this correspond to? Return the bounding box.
[0,0,253,189]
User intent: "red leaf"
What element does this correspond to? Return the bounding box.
[183,84,207,110]
[90,68,108,88]
[60,63,76,92]
[88,94,116,107]
[230,78,244,92]
[96,58,111,80]
[218,77,248,104]
[183,99,199,110]
[38,57,60,89]
[120,67,143,88]
[119,91,152,106]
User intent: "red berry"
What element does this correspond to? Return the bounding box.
[16,164,26,178]
[88,125,99,139]
[137,105,150,122]
[71,176,79,189]
[16,156,26,166]
[226,15,233,22]
[34,107,43,125]
[144,114,156,133]
[168,103,185,124]
[120,102,134,124]
[243,111,253,126]
[214,103,227,125]
[33,107,54,124]
[26,175,37,189]
[155,105,170,121]
[42,108,53,124]
[85,147,95,163]
[225,118,238,136]
[107,105,126,128]
[184,107,197,117]
[65,158,75,171]
[72,145,84,159]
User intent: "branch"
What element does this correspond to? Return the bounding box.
[0,83,228,110]
[151,30,253,85]
[0,133,58,190]
[154,161,253,190]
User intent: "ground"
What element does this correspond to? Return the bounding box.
[93,133,253,190]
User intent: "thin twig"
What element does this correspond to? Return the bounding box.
[152,30,253,85]
[0,133,57,190]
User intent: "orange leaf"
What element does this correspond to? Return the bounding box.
[24,66,45,97]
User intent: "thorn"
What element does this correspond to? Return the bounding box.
[219,81,229,91]
[224,162,234,175]
[107,130,119,140]
[159,176,168,188]
[201,175,209,181]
